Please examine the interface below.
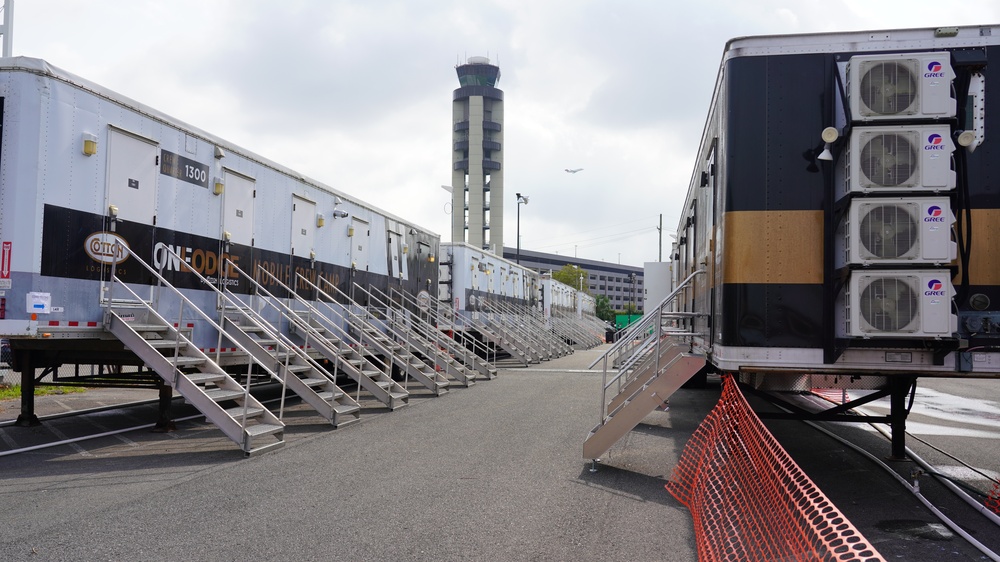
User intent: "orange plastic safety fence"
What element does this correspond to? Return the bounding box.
[666,375,885,562]
[987,480,1000,515]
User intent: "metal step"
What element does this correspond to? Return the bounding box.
[186,372,227,385]
[205,388,248,402]
[127,323,170,333]
[225,405,265,419]
[146,339,187,349]
[315,390,345,402]
[244,423,283,438]
[168,356,207,368]
[246,440,286,457]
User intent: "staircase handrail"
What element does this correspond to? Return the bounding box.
[588,269,705,370]
[482,299,551,348]
[388,285,494,364]
[478,298,545,360]
[379,285,493,375]
[351,282,451,371]
[592,269,705,429]
[232,262,392,378]
[107,244,283,425]
[295,273,416,376]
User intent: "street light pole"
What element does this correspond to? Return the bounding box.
[516,192,529,264]
[630,272,636,322]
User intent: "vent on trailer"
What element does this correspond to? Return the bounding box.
[847,52,956,121]
[842,271,956,338]
[836,197,956,267]
[844,125,955,194]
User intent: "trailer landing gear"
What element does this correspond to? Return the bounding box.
[151,381,176,432]
[14,352,40,427]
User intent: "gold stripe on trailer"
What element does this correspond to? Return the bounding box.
[722,210,824,285]
[966,209,1000,286]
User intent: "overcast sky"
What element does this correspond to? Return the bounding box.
[8,1,1000,267]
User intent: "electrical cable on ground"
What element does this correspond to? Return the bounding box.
[797,392,1000,560]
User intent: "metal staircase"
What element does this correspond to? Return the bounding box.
[474,301,544,364]
[480,300,555,360]
[233,264,409,411]
[583,270,708,462]
[299,275,450,396]
[165,253,364,428]
[104,248,285,456]
[385,286,497,381]
[469,313,531,366]
[355,283,478,386]
[485,299,573,358]
[216,301,362,428]
[583,346,705,460]
[550,308,603,349]
[435,298,501,369]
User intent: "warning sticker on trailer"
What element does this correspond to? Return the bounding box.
[0,241,11,289]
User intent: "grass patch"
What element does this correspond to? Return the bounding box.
[0,384,88,401]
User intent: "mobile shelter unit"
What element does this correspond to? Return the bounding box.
[675,24,1000,455]
[588,24,1000,461]
[439,242,538,320]
[0,58,439,453]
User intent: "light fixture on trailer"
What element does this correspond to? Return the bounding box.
[817,127,839,161]
[955,130,976,147]
[82,133,98,156]
[332,197,349,219]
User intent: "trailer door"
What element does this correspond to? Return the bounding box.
[107,129,158,225]
[388,230,403,279]
[351,218,370,271]
[222,171,255,247]
[291,195,315,259]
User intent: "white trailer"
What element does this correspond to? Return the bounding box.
[0,58,439,452]
[439,242,538,317]
[438,243,601,359]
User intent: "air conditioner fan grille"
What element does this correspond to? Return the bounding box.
[860,61,917,115]
[859,205,918,258]
[860,277,917,332]
[860,133,917,187]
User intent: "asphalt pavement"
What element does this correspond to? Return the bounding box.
[0,347,708,561]
[2,349,997,561]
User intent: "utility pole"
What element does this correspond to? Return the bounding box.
[657,213,662,262]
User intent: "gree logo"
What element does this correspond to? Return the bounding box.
[925,279,946,297]
[924,206,945,222]
[924,61,946,78]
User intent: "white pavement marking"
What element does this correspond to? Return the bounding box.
[0,427,19,449]
[85,417,140,448]
[932,465,1000,481]
[45,425,92,457]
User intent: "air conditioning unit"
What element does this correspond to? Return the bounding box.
[844,125,955,194]
[841,270,956,338]
[848,52,956,121]
[836,197,956,267]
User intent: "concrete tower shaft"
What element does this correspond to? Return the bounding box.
[452,56,504,253]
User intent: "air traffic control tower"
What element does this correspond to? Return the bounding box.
[452,56,504,253]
